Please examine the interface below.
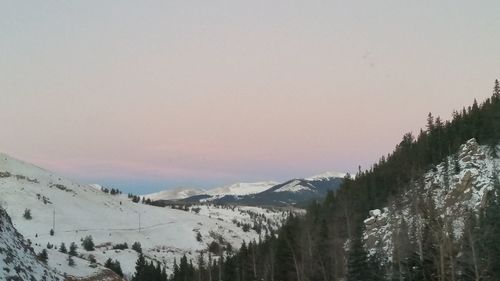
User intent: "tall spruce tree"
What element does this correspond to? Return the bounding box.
[347,229,373,281]
[480,173,500,280]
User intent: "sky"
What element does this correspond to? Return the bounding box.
[1,1,499,194]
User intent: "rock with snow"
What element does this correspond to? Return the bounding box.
[362,138,499,263]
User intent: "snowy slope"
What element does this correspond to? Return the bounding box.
[0,206,62,281]
[0,153,287,278]
[144,187,206,201]
[273,179,313,193]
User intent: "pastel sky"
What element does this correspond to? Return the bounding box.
[1,1,499,194]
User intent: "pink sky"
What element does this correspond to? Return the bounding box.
[1,1,499,193]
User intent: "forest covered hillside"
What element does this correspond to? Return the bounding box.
[161,81,500,281]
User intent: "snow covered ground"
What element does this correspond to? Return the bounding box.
[0,206,62,281]
[0,153,290,279]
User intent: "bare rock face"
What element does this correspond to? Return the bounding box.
[363,138,498,263]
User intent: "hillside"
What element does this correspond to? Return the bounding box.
[0,153,289,279]
[363,138,498,263]
[165,82,500,281]
[0,206,62,281]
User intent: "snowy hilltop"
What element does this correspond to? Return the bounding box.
[0,153,290,279]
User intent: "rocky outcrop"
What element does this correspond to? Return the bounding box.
[363,139,498,262]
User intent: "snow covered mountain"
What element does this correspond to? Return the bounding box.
[305,171,347,181]
[144,187,206,201]
[0,153,289,279]
[244,175,344,206]
[206,181,278,197]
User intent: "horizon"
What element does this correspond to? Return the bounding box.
[2,1,499,194]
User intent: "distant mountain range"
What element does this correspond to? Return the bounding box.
[144,172,346,207]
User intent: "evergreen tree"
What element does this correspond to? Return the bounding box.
[480,173,500,280]
[347,230,372,281]
[132,241,143,253]
[133,254,147,281]
[493,79,500,100]
[223,255,238,281]
[23,208,32,220]
[69,242,78,256]
[82,235,95,251]
[37,249,48,264]
[274,216,300,281]
[458,214,482,281]
[105,258,124,277]
[59,242,67,253]
[68,255,75,267]
[172,258,179,281]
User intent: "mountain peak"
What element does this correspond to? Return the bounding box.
[206,181,278,197]
[144,187,206,201]
[305,171,347,181]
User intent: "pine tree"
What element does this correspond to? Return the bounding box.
[458,214,482,281]
[132,241,143,253]
[37,249,48,264]
[23,208,32,220]
[172,258,179,281]
[82,235,95,251]
[59,242,67,253]
[274,216,300,281]
[493,79,500,100]
[69,242,78,256]
[133,254,147,281]
[347,230,372,281]
[480,173,500,280]
[68,255,75,267]
[223,255,238,281]
[105,258,124,277]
